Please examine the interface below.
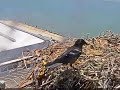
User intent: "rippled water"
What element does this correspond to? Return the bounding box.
[0,0,120,37]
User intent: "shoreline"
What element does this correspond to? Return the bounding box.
[0,20,65,42]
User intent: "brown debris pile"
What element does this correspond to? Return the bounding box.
[19,31,120,90]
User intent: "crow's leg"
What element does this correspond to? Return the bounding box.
[70,64,78,70]
[70,63,73,67]
[65,64,71,70]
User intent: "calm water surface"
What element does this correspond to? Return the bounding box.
[0,0,120,37]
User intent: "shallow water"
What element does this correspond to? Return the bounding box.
[0,0,120,37]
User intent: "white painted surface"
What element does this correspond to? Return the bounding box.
[0,23,44,51]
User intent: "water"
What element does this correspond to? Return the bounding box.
[0,0,120,37]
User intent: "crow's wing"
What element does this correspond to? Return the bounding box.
[45,46,75,67]
[58,48,81,64]
[45,46,80,67]
[56,46,76,60]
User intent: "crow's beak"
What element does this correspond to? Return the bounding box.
[84,41,89,45]
[86,42,89,45]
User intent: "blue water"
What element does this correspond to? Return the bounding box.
[0,0,120,37]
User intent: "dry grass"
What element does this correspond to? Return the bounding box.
[20,31,120,90]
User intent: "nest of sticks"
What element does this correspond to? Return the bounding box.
[20,31,120,90]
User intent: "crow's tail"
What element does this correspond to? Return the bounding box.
[45,61,55,67]
[45,60,62,69]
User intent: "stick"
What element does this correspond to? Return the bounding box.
[0,56,33,66]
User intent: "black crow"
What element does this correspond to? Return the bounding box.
[45,39,88,69]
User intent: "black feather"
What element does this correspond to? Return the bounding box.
[45,39,87,68]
